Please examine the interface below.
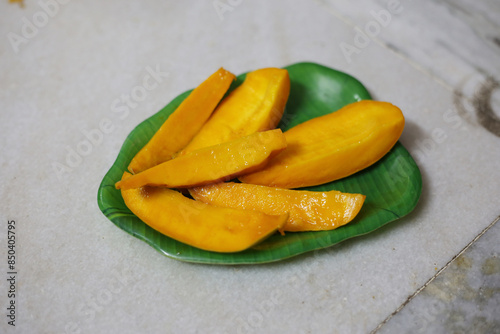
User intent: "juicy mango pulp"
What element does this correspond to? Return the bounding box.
[190,182,365,232]
[128,67,235,174]
[181,68,290,154]
[116,129,287,190]
[239,100,405,188]
[116,69,409,252]
[120,173,288,253]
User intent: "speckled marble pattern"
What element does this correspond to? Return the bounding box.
[0,1,499,333]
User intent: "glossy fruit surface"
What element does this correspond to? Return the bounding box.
[97,62,422,264]
[116,129,286,190]
[190,182,365,232]
[180,67,290,154]
[128,67,235,174]
[240,100,405,188]
[120,173,287,253]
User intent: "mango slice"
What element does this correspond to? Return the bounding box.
[239,100,405,188]
[120,173,288,253]
[116,129,287,190]
[180,67,290,154]
[190,182,365,232]
[127,67,235,174]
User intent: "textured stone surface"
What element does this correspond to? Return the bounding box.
[378,219,500,334]
[0,1,499,333]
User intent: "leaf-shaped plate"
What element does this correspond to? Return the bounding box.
[97,62,422,265]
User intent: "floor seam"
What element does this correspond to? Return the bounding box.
[370,215,500,333]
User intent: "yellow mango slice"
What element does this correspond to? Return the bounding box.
[120,173,288,253]
[116,129,287,190]
[239,100,405,188]
[128,67,235,174]
[180,67,290,154]
[190,182,365,232]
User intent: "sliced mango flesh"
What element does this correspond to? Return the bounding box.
[180,67,290,154]
[128,67,235,174]
[190,182,365,232]
[120,173,288,253]
[239,100,405,188]
[116,129,287,190]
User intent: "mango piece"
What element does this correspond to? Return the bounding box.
[120,173,288,253]
[128,68,235,174]
[239,100,405,188]
[190,182,365,232]
[116,129,287,190]
[180,67,290,154]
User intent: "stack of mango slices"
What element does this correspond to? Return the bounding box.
[115,67,405,253]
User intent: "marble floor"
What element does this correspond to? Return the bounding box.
[1,0,499,333]
[377,217,500,333]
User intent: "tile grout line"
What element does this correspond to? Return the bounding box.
[370,215,500,334]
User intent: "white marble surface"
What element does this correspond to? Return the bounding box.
[1,1,499,333]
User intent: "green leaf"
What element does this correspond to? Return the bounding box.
[97,62,422,265]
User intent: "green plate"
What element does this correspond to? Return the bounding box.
[97,62,422,265]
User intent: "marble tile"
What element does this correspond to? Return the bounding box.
[376,218,500,334]
[0,1,499,333]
